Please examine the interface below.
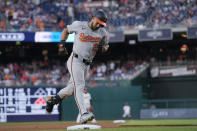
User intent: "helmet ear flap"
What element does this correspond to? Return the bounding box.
[102,17,107,23]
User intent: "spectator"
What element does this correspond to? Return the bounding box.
[0,59,147,86]
[0,20,6,31]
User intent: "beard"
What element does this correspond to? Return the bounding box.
[91,22,99,30]
[93,27,99,30]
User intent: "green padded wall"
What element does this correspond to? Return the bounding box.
[150,77,197,99]
[61,84,142,120]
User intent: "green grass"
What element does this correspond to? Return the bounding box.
[121,119,197,126]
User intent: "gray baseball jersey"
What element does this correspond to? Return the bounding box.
[67,21,109,61]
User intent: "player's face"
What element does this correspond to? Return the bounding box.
[84,89,87,93]
[91,19,102,30]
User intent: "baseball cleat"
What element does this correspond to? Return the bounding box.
[80,112,94,124]
[46,96,54,114]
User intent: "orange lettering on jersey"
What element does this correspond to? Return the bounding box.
[79,33,101,42]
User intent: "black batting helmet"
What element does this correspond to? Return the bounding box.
[92,9,107,27]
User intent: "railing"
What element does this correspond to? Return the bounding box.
[150,60,197,67]
[142,99,197,109]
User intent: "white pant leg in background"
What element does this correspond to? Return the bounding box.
[122,112,132,119]
[76,113,81,123]
[122,112,130,118]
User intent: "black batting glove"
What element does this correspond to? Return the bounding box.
[58,40,68,55]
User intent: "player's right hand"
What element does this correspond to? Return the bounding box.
[58,43,68,55]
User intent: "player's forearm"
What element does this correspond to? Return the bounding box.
[61,27,69,41]
[58,27,69,55]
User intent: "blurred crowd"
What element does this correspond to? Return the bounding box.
[0,60,147,87]
[0,0,196,32]
[151,0,197,28]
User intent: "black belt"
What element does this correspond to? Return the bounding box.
[73,53,91,65]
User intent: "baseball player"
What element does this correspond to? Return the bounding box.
[122,102,132,120]
[76,87,96,123]
[46,9,109,124]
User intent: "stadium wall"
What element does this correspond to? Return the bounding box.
[0,81,143,122]
[61,81,142,120]
[131,68,149,99]
[150,77,197,99]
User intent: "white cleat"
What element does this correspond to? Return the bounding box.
[80,112,94,124]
